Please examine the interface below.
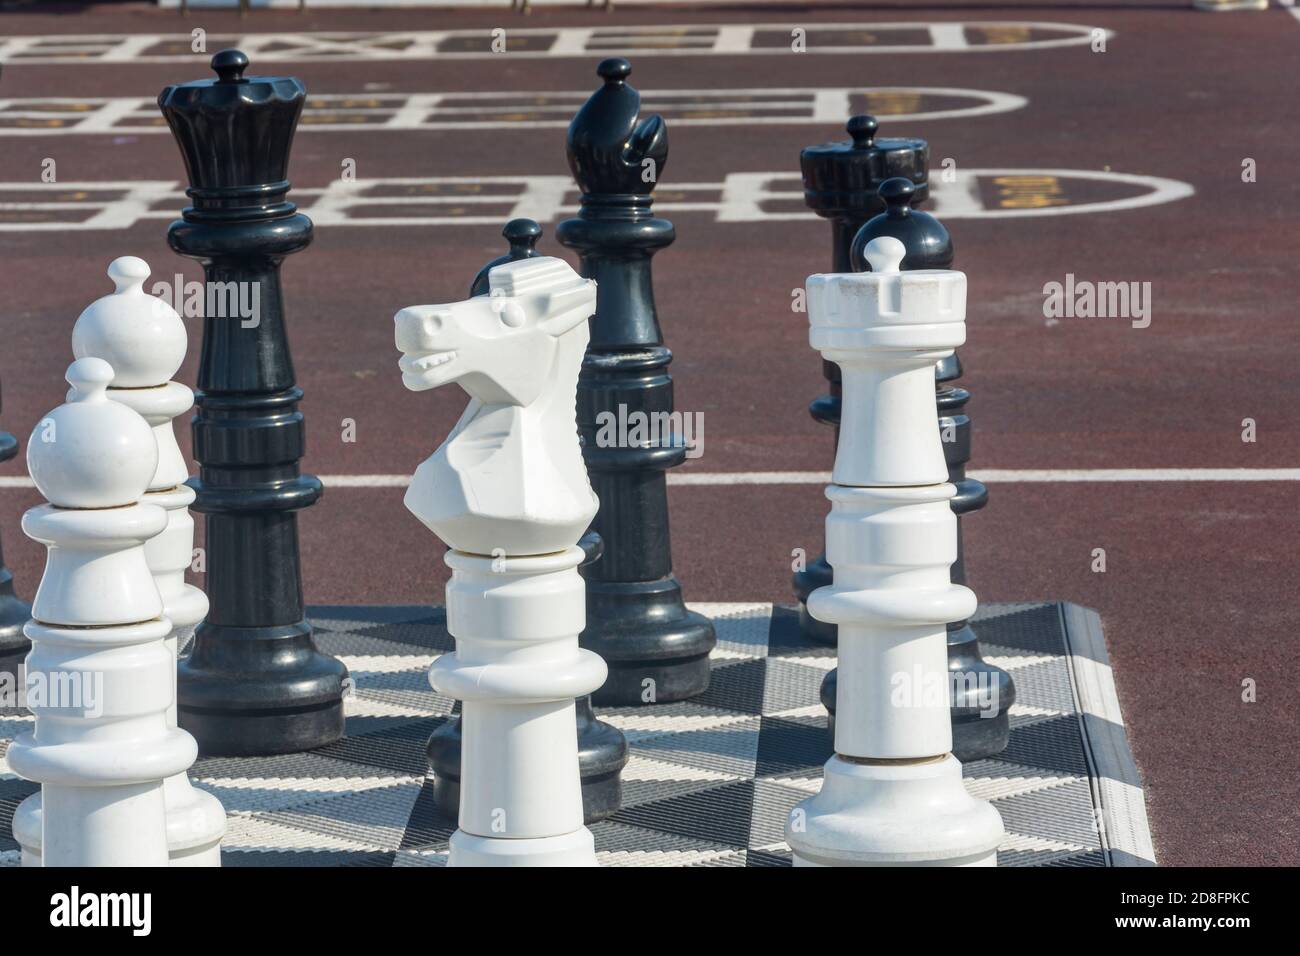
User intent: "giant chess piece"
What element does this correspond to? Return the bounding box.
[785,238,1003,867]
[159,50,348,755]
[794,116,929,646]
[817,179,1015,759]
[0,376,32,683]
[8,358,200,866]
[848,179,1014,759]
[556,58,715,705]
[426,220,629,824]
[395,256,608,866]
[13,258,227,866]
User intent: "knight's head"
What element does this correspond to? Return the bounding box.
[394,257,596,406]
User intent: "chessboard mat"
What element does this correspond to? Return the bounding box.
[0,601,1155,867]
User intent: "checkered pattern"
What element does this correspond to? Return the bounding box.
[0,601,1151,867]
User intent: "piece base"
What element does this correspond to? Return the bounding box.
[13,783,224,867]
[593,647,713,706]
[447,827,597,867]
[786,754,1004,867]
[581,577,717,705]
[178,697,345,756]
[178,632,350,756]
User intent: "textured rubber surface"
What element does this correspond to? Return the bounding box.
[0,600,1151,866]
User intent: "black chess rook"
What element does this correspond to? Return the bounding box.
[795,116,929,645]
[158,50,349,756]
[556,58,716,705]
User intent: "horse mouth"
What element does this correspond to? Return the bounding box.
[399,350,458,375]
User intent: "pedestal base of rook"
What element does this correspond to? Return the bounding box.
[791,756,998,867]
[433,548,604,867]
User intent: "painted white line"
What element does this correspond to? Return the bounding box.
[929,168,1195,220]
[972,468,1300,482]
[6,468,1295,491]
[0,168,1192,232]
[928,24,970,50]
[713,26,757,54]
[0,22,1112,65]
[0,87,1028,136]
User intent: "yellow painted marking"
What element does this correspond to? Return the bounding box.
[993,175,1067,208]
[973,26,1033,45]
[300,113,382,124]
[862,92,923,115]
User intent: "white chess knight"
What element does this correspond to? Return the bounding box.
[397,257,600,555]
[785,236,1005,867]
[8,357,199,866]
[12,257,226,866]
[395,256,607,866]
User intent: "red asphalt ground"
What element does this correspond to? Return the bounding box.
[0,2,1297,865]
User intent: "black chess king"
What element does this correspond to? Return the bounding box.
[557,59,716,704]
[159,50,349,755]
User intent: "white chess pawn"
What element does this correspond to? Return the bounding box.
[395,256,606,866]
[8,357,197,866]
[785,237,1004,867]
[13,258,225,866]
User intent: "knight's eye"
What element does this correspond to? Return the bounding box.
[499,302,526,328]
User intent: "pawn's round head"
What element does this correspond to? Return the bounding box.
[71,256,187,388]
[27,357,159,509]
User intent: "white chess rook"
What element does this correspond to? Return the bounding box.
[13,257,225,866]
[785,236,1005,867]
[7,358,197,866]
[395,256,605,866]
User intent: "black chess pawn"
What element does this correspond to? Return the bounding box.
[426,221,630,823]
[556,58,715,705]
[795,116,929,645]
[468,218,542,297]
[159,50,348,755]
[0,377,31,684]
[820,177,1016,761]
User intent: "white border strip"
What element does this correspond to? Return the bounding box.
[5,468,1299,490]
[1060,603,1157,866]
